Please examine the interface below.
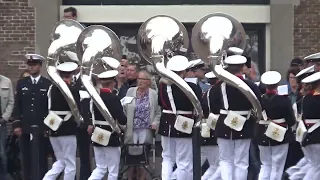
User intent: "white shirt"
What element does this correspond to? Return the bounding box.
[30,75,41,84]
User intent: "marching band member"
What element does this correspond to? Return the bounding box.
[158,55,202,180]
[227,47,262,180]
[208,55,262,180]
[88,70,127,180]
[256,71,295,180]
[12,54,51,180]
[201,72,221,180]
[285,65,315,180]
[43,62,80,180]
[65,51,92,180]
[74,65,92,180]
[296,71,320,180]
[303,52,320,70]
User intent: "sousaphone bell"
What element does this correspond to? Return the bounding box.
[191,13,262,120]
[76,25,122,133]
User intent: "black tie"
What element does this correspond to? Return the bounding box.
[33,79,37,84]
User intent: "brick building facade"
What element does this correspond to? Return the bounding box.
[0,0,318,85]
[0,0,35,85]
[294,0,320,57]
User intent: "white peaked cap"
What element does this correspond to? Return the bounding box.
[205,72,217,79]
[25,54,45,61]
[228,47,244,55]
[224,55,247,65]
[261,71,282,85]
[296,65,315,77]
[98,70,118,79]
[304,52,320,61]
[190,59,204,67]
[101,57,120,70]
[56,62,78,72]
[302,72,320,84]
[167,55,193,72]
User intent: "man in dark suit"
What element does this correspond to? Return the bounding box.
[118,63,139,99]
[12,54,52,180]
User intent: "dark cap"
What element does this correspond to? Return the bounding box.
[290,58,303,66]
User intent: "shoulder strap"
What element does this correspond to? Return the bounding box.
[300,95,305,116]
[207,87,212,112]
[221,82,229,110]
[47,85,53,110]
[167,85,177,114]
[90,98,95,126]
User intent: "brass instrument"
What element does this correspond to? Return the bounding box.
[76,25,122,133]
[137,15,204,122]
[47,19,85,124]
[191,13,262,120]
[137,16,204,179]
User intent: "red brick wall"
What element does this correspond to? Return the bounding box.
[294,0,320,57]
[0,0,35,85]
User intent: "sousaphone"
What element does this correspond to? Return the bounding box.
[47,19,85,124]
[137,15,204,121]
[191,13,262,120]
[76,25,122,133]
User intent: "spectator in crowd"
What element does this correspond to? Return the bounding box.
[118,63,139,99]
[290,58,303,70]
[63,7,77,20]
[120,55,129,68]
[5,69,30,180]
[283,67,304,176]
[243,61,260,82]
[20,70,30,79]
[286,67,302,105]
[0,74,14,179]
[185,68,195,78]
[123,70,161,180]
[115,65,127,92]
